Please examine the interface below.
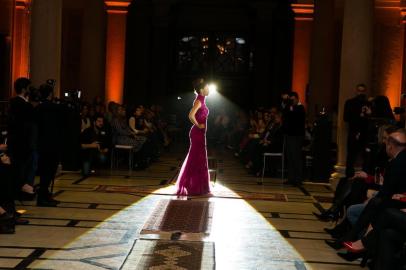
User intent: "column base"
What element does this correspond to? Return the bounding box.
[329,164,346,191]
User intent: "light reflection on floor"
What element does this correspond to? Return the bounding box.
[0,149,363,270]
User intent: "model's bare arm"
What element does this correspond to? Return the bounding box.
[189,100,204,129]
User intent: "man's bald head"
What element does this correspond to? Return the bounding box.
[386,129,406,158]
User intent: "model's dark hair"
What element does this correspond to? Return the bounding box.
[14,77,31,94]
[193,78,205,93]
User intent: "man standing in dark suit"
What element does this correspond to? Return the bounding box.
[343,84,370,177]
[7,77,35,198]
[36,83,62,207]
[282,92,306,186]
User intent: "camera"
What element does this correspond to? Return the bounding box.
[64,89,81,100]
[394,107,405,115]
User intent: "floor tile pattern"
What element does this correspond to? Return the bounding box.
[0,146,363,269]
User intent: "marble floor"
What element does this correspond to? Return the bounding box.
[0,146,363,270]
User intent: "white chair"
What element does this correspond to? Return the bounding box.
[260,138,285,185]
[110,145,134,176]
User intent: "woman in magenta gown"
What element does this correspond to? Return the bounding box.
[176,79,211,196]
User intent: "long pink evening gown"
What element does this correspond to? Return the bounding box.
[176,94,211,196]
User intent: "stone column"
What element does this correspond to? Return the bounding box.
[291,1,313,107]
[373,0,404,108]
[30,0,62,96]
[12,0,31,83]
[0,0,14,99]
[80,0,106,100]
[333,0,374,182]
[308,0,336,119]
[104,0,132,104]
[401,3,406,125]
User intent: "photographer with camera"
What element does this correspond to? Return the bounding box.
[281,92,306,186]
[35,83,63,207]
[343,83,371,178]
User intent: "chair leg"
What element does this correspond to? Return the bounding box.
[261,155,266,185]
[110,148,114,172]
[129,149,133,176]
[281,155,285,181]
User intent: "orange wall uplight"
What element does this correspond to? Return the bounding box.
[105,0,131,103]
[12,0,31,85]
[291,3,314,104]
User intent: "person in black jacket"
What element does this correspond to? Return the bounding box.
[0,146,15,234]
[343,84,370,177]
[80,115,111,176]
[282,92,306,186]
[36,84,63,207]
[7,77,36,199]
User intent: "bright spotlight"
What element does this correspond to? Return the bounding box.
[177,96,182,100]
[208,83,217,94]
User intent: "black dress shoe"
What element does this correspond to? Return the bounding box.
[0,213,15,234]
[0,212,13,221]
[18,191,36,201]
[337,250,366,262]
[325,239,343,250]
[324,227,340,238]
[37,198,59,207]
[282,180,295,186]
[14,218,29,225]
[313,211,337,222]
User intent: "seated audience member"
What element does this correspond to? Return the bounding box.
[80,115,111,176]
[129,106,160,159]
[236,109,266,158]
[111,105,149,168]
[80,104,91,133]
[249,112,283,176]
[316,125,398,223]
[334,129,406,249]
[227,109,248,150]
[324,126,398,243]
[150,104,171,147]
[212,108,230,145]
[357,208,406,270]
[0,145,15,234]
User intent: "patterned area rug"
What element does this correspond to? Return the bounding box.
[141,199,214,234]
[94,185,287,201]
[122,240,215,270]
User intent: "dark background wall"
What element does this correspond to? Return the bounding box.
[124,0,294,109]
[61,0,106,101]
